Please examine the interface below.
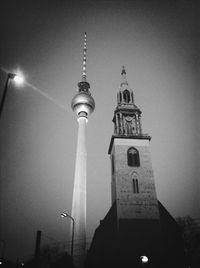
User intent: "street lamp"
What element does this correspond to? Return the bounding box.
[140,255,149,266]
[61,212,75,259]
[13,74,24,85]
[0,72,24,118]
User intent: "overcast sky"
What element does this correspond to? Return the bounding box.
[0,0,199,262]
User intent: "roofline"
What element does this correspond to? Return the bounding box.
[108,134,152,154]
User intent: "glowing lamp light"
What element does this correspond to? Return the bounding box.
[140,255,148,263]
[61,213,67,218]
[0,261,2,265]
[13,74,24,85]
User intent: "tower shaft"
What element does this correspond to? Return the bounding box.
[71,33,95,268]
[71,117,87,267]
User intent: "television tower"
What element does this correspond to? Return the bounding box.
[71,33,95,267]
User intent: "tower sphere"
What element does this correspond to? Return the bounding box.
[71,90,95,118]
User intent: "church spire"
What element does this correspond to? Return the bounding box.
[113,67,143,136]
[120,65,128,86]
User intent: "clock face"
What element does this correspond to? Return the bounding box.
[125,116,136,134]
[125,116,132,122]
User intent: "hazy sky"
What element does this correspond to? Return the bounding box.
[0,0,199,262]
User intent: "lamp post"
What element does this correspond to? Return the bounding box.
[61,212,75,259]
[0,240,6,259]
[0,72,24,118]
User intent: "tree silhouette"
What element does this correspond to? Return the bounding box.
[51,252,74,268]
[176,216,200,267]
[25,244,74,268]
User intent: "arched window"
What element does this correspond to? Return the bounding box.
[123,90,130,103]
[131,92,134,102]
[133,179,139,193]
[119,92,122,102]
[127,147,140,167]
[111,155,115,174]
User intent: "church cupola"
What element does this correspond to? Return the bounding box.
[117,66,134,105]
[113,67,142,136]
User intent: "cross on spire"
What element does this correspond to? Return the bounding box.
[121,65,126,75]
[120,65,128,86]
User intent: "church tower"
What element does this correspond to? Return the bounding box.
[85,67,186,268]
[71,33,95,268]
[109,66,160,220]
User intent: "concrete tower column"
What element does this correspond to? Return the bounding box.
[71,116,87,267]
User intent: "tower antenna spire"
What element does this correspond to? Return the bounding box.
[82,32,87,82]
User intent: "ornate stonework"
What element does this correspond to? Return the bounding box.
[110,68,159,220]
[113,67,142,136]
[111,138,159,219]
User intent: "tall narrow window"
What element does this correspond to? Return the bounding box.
[131,92,134,103]
[133,179,139,193]
[119,92,122,102]
[127,147,140,166]
[111,155,115,174]
[117,113,121,134]
[123,90,130,103]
